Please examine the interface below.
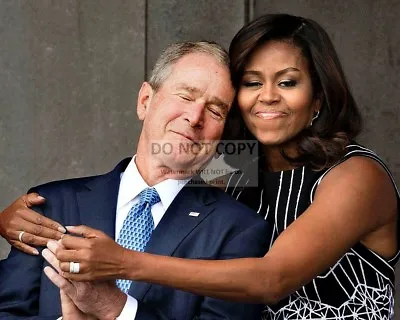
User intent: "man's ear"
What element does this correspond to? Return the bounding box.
[137,82,154,121]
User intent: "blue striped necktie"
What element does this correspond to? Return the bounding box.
[116,187,160,293]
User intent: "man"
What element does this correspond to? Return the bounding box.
[0,41,269,319]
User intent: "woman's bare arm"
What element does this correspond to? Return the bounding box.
[120,156,398,303]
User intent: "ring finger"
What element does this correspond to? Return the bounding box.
[11,230,50,247]
[12,219,64,243]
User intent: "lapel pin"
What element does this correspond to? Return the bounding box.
[188,211,200,217]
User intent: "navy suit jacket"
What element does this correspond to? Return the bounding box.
[0,158,270,319]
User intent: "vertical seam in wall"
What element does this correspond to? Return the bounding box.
[250,0,255,21]
[244,0,255,23]
[144,0,148,81]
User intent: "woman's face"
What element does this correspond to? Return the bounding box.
[237,40,320,147]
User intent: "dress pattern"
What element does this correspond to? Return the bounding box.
[226,144,399,320]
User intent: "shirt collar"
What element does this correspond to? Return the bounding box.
[117,156,191,211]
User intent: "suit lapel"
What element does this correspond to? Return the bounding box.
[76,158,131,239]
[128,178,218,300]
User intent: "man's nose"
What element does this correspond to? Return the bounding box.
[185,102,205,127]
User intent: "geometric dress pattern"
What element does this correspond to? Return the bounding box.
[116,187,160,293]
[262,271,394,320]
[226,143,399,320]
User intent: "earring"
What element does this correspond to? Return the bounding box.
[310,110,320,126]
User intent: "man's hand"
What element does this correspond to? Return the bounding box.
[48,225,131,281]
[0,193,66,255]
[60,290,97,320]
[43,244,127,320]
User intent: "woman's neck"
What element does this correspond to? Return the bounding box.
[261,143,298,172]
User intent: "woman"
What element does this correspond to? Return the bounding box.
[1,14,399,319]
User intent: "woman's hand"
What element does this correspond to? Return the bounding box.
[47,225,131,281]
[0,193,66,255]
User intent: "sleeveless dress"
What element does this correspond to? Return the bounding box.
[226,143,400,320]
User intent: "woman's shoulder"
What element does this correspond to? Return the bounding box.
[317,142,395,185]
[317,143,399,202]
[328,155,391,184]
[311,142,399,204]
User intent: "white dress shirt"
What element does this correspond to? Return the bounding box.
[56,157,190,319]
[116,156,190,319]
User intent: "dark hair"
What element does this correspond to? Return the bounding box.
[223,13,362,170]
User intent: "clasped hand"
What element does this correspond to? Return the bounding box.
[43,233,127,319]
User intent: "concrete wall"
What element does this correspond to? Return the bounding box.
[1,0,399,316]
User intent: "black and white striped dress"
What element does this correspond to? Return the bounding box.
[226,143,399,320]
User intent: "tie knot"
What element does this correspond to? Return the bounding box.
[139,187,161,207]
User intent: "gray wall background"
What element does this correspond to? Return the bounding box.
[0,0,399,316]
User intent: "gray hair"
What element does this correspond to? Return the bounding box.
[148,41,230,91]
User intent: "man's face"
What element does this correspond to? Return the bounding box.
[137,52,235,174]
